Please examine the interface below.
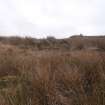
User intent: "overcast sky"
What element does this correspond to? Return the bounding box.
[0,0,105,38]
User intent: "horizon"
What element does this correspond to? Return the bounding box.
[0,34,105,39]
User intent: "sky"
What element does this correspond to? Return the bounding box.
[0,0,105,38]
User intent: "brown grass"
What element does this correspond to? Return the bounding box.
[0,36,105,105]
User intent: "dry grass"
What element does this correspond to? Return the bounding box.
[0,36,105,105]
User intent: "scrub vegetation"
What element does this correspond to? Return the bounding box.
[0,35,105,105]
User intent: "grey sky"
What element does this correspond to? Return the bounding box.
[0,0,105,38]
